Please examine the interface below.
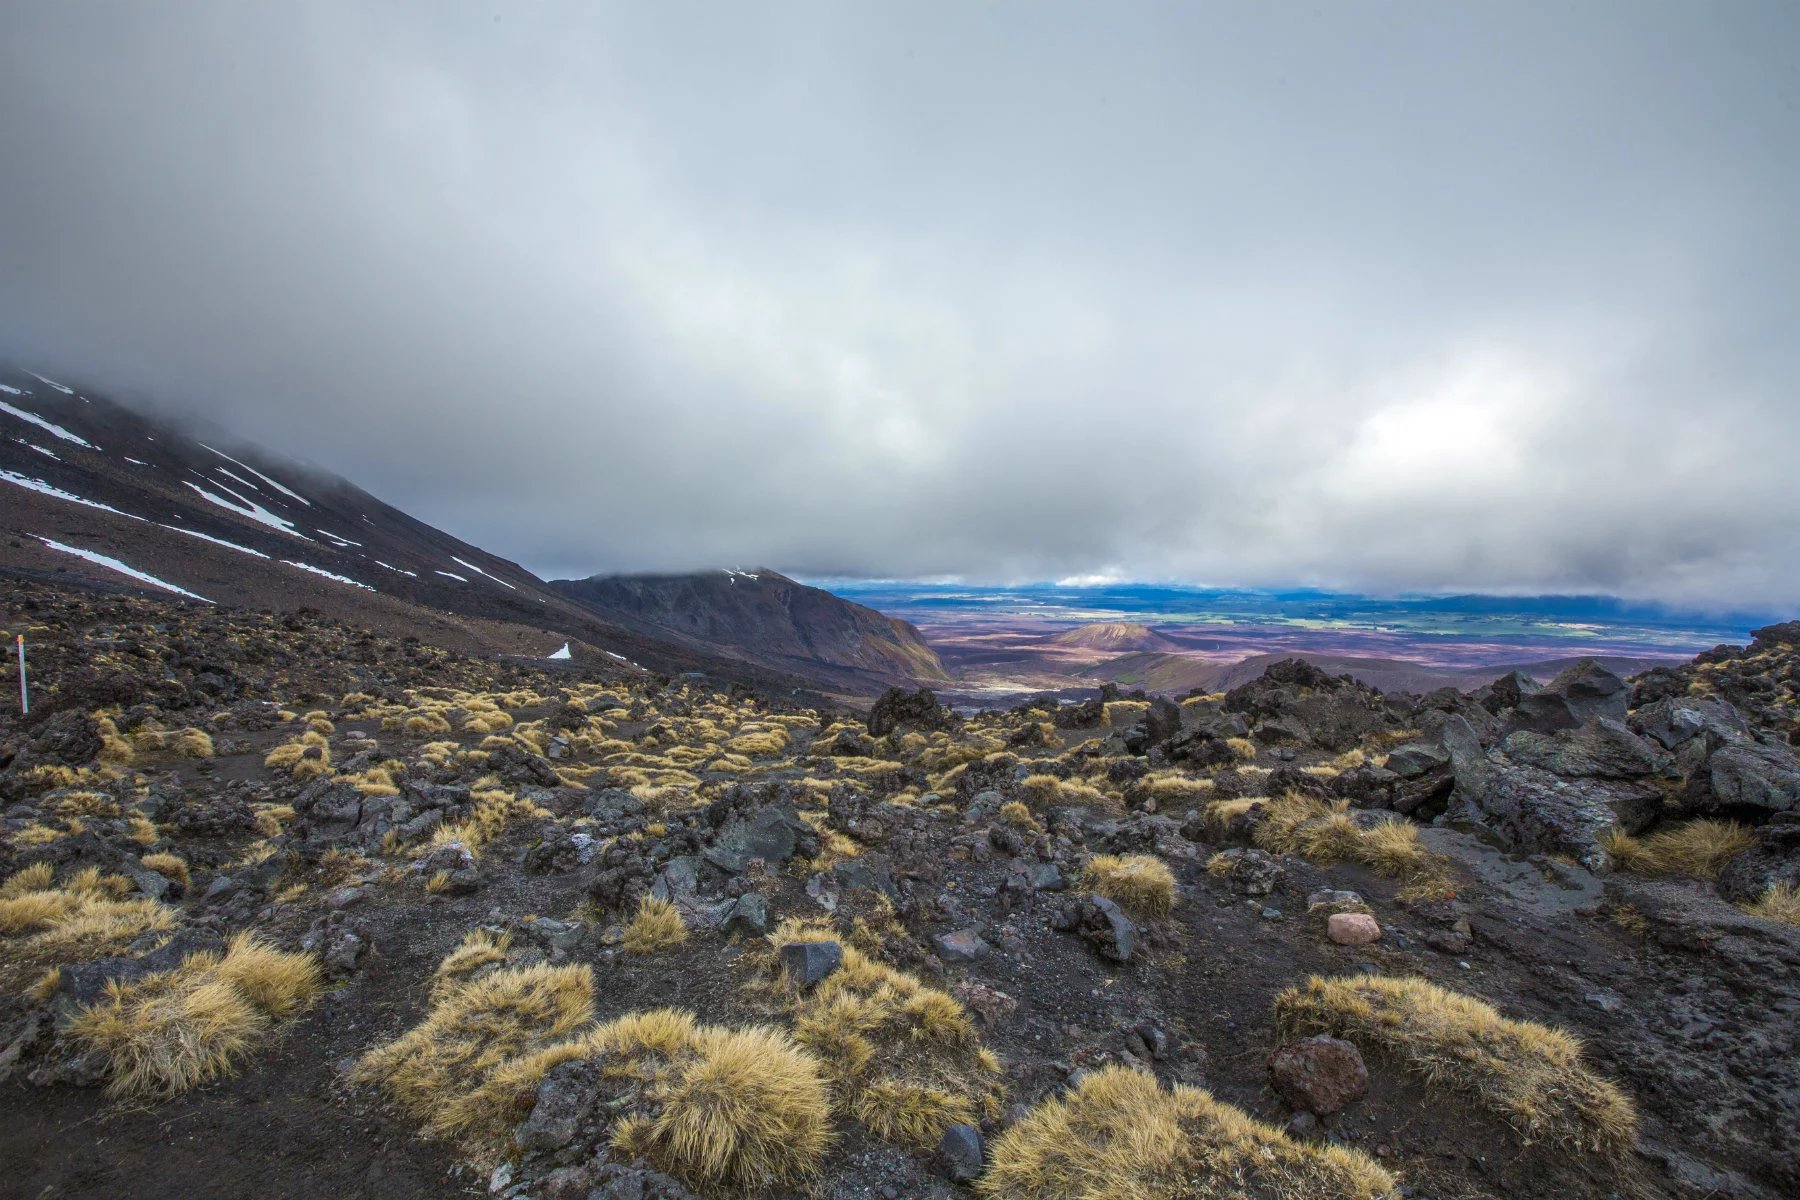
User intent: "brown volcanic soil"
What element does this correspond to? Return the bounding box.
[1,579,1797,1200]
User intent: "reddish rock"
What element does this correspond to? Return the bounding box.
[1327,911,1382,946]
[1268,1035,1370,1114]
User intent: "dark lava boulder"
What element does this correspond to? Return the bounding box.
[1222,659,1392,752]
[1508,659,1629,734]
[867,687,954,738]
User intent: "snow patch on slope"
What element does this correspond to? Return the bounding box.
[2,469,139,519]
[35,537,211,602]
[184,480,310,539]
[0,399,97,449]
[435,570,469,582]
[281,561,373,591]
[198,443,311,506]
[547,643,572,660]
[26,372,75,395]
[375,560,418,577]
[450,555,518,590]
[162,525,270,559]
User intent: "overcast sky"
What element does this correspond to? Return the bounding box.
[3,3,1797,608]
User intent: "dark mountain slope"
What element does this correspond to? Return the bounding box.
[551,568,949,691]
[0,365,852,700]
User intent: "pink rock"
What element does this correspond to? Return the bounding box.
[1327,912,1382,946]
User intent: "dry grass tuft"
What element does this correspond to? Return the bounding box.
[1225,736,1259,760]
[1602,820,1757,880]
[1275,974,1636,1154]
[0,864,175,962]
[264,731,331,781]
[1083,854,1176,918]
[68,932,320,1098]
[621,895,688,953]
[1254,793,1451,894]
[1742,882,1800,926]
[768,918,1004,1148]
[140,853,190,889]
[978,1064,1396,1200]
[355,960,831,1186]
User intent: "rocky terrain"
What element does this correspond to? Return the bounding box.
[2,576,1798,1200]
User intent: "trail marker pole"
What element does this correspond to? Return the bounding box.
[15,635,25,715]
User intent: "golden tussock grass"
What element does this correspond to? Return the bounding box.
[140,853,190,889]
[1225,736,1259,761]
[768,918,1004,1148]
[127,815,160,846]
[621,895,688,953]
[354,959,831,1186]
[1742,882,1800,926]
[727,725,790,757]
[1602,820,1757,880]
[1145,774,1215,802]
[95,715,135,765]
[977,1064,1396,1200]
[999,800,1043,833]
[403,711,454,736]
[68,932,320,1098]
[1083,854,1177,918]
[0,864,175,962]
[434,928,513,992]
[1275,974,1636,1154]
[1253,793,1451,894]
[264,731,330,781]
[56,790,120,819]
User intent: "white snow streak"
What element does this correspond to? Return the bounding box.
[18,439,59,460]
[35,537,211,602]
[435,570,469,582]
[0,383,23,395]
[184,480,310,539]
[318,529,363,547]
[281,560,373,591]
[198,443,311,506]
[26,372,75,395]
[547,643,572,660]
[450,555,518,590]
[375,560,419,577]
[162,525,270,559]
[0,400,96,449]
[2,468,138,518]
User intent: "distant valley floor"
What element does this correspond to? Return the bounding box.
[819,581,1767,699]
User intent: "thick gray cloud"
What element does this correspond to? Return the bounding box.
[3,2,1797,607]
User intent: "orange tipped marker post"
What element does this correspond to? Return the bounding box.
[15,634,25,715]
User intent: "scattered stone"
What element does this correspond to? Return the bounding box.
[934,928,991,961]
[780,939,843,988]
[1327,912,1382,946]
[720,892,769,938]
[1269,1035,1370,1115]
[938,1122,985,1182]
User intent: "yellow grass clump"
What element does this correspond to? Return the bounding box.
[1083,854,1177,918]
[1275,974,1637,1154]
[0,864,175,962]
[264,731,331,781]
[68,932,320,1098]
[1253,793,1451,894]
[1602,820,1757,880]
[140,853,190,889]
[621,895,689,953]
[978,1064,1396,1200]
[999,800,1043,832]
[353,958,831,1187]
[769,919,1004,1148]
[434,928,513,992]
[1225,736,1260,760]
[1742,882,1800,926]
